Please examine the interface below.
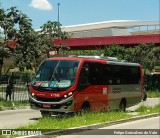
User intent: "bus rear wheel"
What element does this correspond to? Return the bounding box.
[40,111,52,117]
[143,93,147,101]
[119,100,126,112]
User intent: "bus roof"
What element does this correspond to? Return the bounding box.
[48,56,140,67]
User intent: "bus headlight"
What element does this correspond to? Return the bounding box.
[32,93,35,96]
[64,95,67,98]
[68,92,73,96]
[31,93,36,99]
[63,92,73,98]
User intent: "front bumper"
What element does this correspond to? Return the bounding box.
[29,94,74,113]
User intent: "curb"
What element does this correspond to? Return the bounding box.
[43,113,160,135]
[21,113,159,138]
[0,106,30,111]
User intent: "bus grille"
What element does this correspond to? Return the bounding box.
[35,97,62,102]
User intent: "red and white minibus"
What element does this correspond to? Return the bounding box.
[29,56,144,117]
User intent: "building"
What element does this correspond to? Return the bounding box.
[53,20,160,50]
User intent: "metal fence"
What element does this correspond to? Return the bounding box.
[145,74,160,91]
[0,72,33,101]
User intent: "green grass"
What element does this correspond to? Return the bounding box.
[135,104,160,115]
[147,90,160,98]
[18,104,160,130]
[0,104,157,138]
[19,112,132,130]
[0,98,29,110]
[0,136,10,138]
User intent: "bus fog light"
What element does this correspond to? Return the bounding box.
[64,95,67,98]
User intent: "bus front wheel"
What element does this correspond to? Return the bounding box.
[79,102,90,115]
[40,111,52,117]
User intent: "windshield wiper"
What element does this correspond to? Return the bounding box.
[49,60,60,83]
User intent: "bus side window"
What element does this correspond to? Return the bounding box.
[79,62,101,85]
[130,67,140,84]
[119,66,140,84]
[78,64,89,86]
[101,65,113,85]
[89,63,101,85]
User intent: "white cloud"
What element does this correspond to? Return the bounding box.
[29,0,53,10]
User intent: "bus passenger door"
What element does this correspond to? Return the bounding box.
[75,62,108,112]
[82,62,108,111]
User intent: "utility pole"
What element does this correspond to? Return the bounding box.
[57,3,60,23]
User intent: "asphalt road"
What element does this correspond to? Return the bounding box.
[0,108,41,129]
[57,116,160,138]
[127,98,160,111]
[0,98,159,129]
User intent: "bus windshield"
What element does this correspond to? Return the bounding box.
[31,60,79,91]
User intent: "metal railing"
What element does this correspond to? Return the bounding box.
[145,74,160,91]
[0,72,33,101]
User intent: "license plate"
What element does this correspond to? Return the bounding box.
[42,104,51,108]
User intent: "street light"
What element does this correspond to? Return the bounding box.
[57,3,60,23]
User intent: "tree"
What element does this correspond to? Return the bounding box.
[39,21,69,58]
[125,43,156,74]
[104,44,126,60]
[0,5,70,73]
[153,46,160,66]
[104,43,159,74]
[0,6,16,75]
[0,6,42,72]
[13,12,42,71]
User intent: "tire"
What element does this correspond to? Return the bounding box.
[79,102,90,116]
[40,111,52,117]
[119,100,126,112]
[143,93,147,101]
